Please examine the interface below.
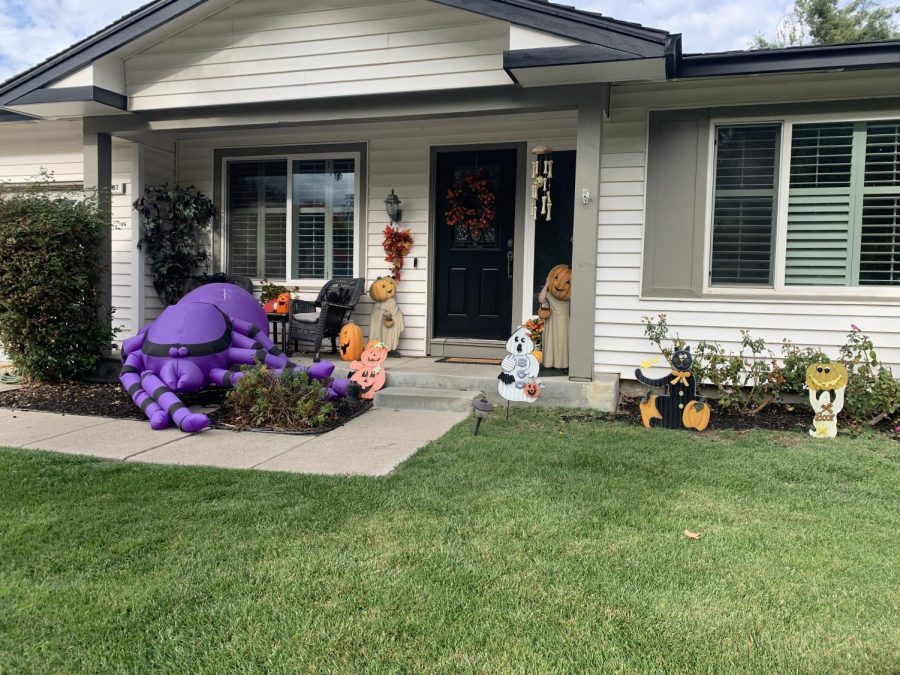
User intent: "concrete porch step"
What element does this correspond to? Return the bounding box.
[383,367,619,412]
[374,387,483,413]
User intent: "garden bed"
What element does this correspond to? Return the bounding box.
[0,381,370,434]
[613,395,897,436]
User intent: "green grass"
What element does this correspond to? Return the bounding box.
[0,410,897,673]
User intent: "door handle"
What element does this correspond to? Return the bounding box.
[507,250,513,280]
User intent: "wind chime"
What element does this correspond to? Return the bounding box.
[530,144,554,221]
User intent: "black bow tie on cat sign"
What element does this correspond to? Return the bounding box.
[635,346,711,431]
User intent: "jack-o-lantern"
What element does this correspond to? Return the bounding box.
[369,277,396,303]
[546,264,572,302]
[639,394,661,428]
[806,362,848,391]
[350,341,389,399]
[523,381,542,399]
[338,322,364,362]
[274,292,291,315]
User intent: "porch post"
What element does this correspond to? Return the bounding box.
[83,127,113,339]
[568,90,608,381]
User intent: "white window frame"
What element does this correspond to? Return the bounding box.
[702,111,900,299]
[222,151,362,289]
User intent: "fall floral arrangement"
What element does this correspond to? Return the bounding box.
[382,225,414,282]
[445,168,497,238]
[524,316,544,351]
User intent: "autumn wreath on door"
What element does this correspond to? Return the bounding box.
[445,168,497,238]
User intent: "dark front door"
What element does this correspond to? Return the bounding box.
[433,148,518,340]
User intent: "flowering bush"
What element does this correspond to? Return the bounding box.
[445,168,496,238]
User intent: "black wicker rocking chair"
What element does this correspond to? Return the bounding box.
[286,278,365,361]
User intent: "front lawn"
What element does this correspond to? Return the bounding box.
[0,411,897,672]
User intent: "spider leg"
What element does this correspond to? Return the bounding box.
[230,321,290,367]
[140,372,210,433]
[119,352,170,430]
[210,366,245,388]
[121,329,148,359]
[227,347,289,370]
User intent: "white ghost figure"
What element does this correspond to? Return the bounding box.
[498,326,542,403]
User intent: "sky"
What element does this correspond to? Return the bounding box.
[0,0,891,83]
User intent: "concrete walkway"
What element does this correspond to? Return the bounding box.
[0,407,466,476]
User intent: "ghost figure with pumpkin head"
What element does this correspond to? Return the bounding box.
[498,327,543,403]
[538,264,571,370]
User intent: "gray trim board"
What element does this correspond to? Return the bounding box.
[83,129,113,344]
[211,143,368,278]
[9,86,127,110]
[0,110,36,122]
[432,0,667,57]
[674,40,900,79]
[569,97,606,381]
[84,84,607,136]
[504,45,651,69]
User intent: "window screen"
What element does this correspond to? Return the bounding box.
[710,124,780,285]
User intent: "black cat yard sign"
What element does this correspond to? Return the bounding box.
[635,346,711,431]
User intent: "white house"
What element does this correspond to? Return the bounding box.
[0,0,898,400]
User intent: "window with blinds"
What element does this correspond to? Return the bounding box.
[710,124,780,285]
[227,161,287,278]
[226,154,357,282]
[292,158,356,280]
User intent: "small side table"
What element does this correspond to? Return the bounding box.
[266,313,290,353]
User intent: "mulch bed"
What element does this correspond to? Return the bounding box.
[0,381,370,434]
[574,395,896,436]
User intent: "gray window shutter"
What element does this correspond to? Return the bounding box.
[643,109,710,297]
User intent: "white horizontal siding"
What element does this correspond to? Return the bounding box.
[125,0,511,110]
[177,110,577,355]
[140,144,176,325]
[595,73,900,379]
[111,139,135,337]
[0,120,82,183]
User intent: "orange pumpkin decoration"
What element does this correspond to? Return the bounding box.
[682,400,711,432]
[275,292,291,315]
[338,322,364,362]
[523,381,542,399]
[350,341,389,400]
[537,304,552,320]
[369,277,397,303]
[639,394,662,428]
[546,264,572,302]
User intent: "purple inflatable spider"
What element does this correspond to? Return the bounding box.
[120,283,348,432]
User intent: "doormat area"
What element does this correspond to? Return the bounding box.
[435,357,503,366]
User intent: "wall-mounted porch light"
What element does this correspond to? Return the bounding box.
[384,189,402,223]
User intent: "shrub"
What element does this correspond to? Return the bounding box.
[223,364,336,431]
[839,326,900,424]
[641,315,900,424]
[134,184,216,306]
[780,339,830,395]
[0,189,115,381]
[642,315,781,415]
